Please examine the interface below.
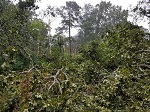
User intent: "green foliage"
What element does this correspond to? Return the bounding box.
[0,0,36,71]
[29,18,48,56]
[2,22,150,111]
[0,1,150,111]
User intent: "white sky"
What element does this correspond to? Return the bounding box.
[36,0,148,35]
[37,0,139,9]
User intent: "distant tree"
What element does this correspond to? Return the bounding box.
[56,1,81,33]
[77,3,95,43]
[40,5,57,54]
[133,0,150,18]
[77,1,128,44]
[132,0,150,28]
[56,1,81,55]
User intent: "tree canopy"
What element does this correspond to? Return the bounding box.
[77,1,128,44]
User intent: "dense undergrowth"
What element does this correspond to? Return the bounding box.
[0,22,150,111]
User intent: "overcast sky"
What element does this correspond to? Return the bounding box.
[36,0,146,35]
[37,0,139,9]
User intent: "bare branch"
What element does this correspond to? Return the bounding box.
[45,68,68,94]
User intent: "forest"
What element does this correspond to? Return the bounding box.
[0,0,150,111]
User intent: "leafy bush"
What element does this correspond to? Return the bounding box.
[0,21,150,111]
